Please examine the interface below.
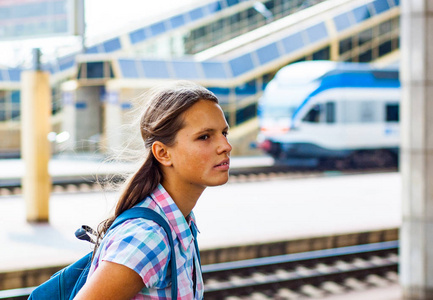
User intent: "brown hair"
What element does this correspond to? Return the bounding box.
[95,80,218,246]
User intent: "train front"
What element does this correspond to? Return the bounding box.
[256,62,326,167]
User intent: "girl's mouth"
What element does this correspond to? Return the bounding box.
[214,160,230,170]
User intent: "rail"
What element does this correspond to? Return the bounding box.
[202,240,399,299]
[0,287,34,300]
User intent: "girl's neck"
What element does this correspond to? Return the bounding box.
[161,181,204,218]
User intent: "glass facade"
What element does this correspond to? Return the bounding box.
[184,0,325,54]
[0,85,62,122]
[0,91,20,122]
[77,61,114,80]
[0,0,75,40]
[339,17,399,62]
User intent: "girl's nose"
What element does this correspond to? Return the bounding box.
[218,136,232,154]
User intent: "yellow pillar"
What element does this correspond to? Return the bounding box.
[228,89,237,127]
[20,67,52,222]
[325,18,339,61]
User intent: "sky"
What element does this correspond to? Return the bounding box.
[0,0,201,67]
[85,0,200,37]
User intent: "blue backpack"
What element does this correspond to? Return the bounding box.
[29,207,189,300]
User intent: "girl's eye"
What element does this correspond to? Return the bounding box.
[223,131,229,137]
[198,135,209,140]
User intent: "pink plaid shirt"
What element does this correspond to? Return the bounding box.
[88,184,203,299]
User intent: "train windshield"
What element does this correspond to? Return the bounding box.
[275,61,337,86]
[259,105,297,119]
[260,82,318,119]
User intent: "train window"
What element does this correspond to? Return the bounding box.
[326,102,335,123]
[386,104,399,122]
[303,104,321,123]
[303,103,335,124]
[261,105,296,118]
[360,101,377,122]
[341,101,382,123]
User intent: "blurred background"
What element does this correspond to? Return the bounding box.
[0,0,407,299]
[0,0,400,160]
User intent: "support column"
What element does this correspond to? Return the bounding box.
[60,84,77,152]
[104,90,123,153]
[400,1,433,299]
[75,86,101,150]
[20,49,52,222]
[228,88,237,127]
[60,83,104,152]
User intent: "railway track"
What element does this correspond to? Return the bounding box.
[0,241,399,300]
[202,241,399,300]
[0,165,397,196]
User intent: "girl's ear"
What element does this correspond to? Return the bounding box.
[151,141,172,167]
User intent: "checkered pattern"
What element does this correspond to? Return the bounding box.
[88,184,203,299]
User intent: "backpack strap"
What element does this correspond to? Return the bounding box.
[190,223,201,267]
[109,207,178,300]
[190,223,201,298]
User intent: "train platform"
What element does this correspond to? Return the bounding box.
[0,155,402,298]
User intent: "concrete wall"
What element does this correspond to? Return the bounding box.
[61,85,102,152]
[400,0,433,299]
[75,86,102,149]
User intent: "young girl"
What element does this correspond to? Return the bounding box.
[74,81,232,299]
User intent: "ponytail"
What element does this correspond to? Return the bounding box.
[94,152,161,247]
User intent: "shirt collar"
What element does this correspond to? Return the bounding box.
[150,183,195,251]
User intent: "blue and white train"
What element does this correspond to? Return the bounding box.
[256,60,400,168]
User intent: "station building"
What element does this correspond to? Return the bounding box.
[0,0,400,156]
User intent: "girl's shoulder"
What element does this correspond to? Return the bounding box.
[100,196,173,258]
[106,216,171,250]
[96,216,173,288]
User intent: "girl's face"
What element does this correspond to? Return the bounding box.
[166,100,232,191]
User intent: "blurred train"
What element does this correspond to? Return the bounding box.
[256,60,400,169]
